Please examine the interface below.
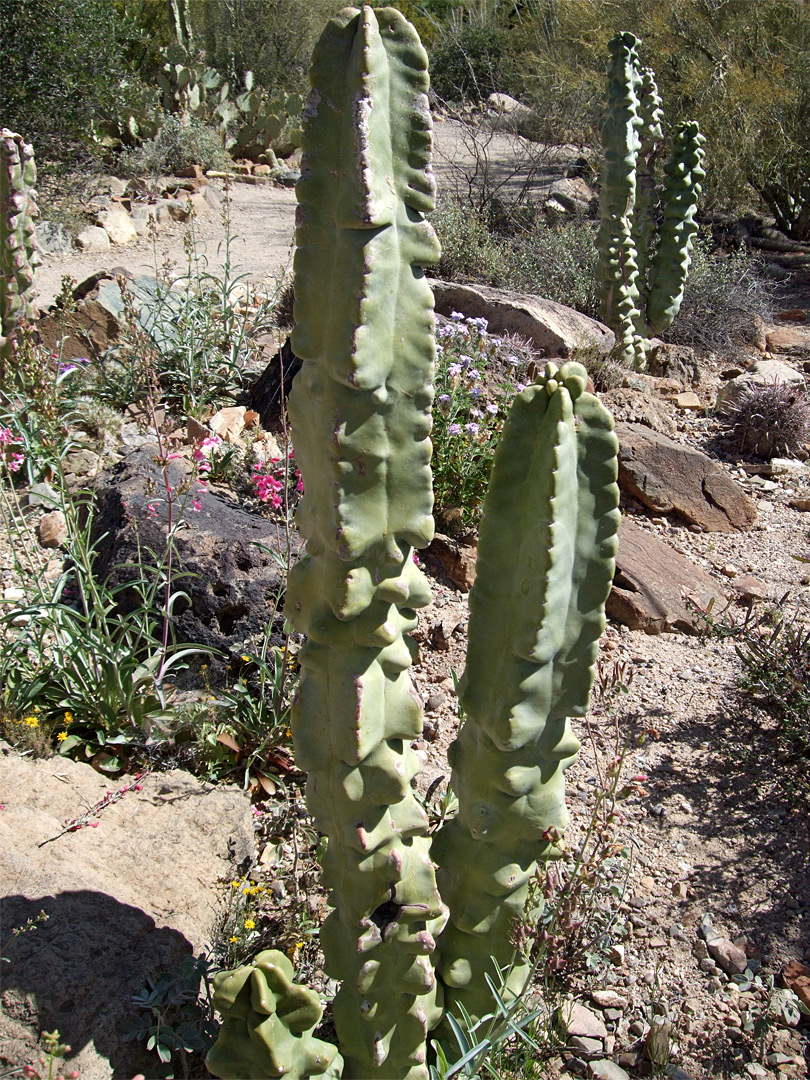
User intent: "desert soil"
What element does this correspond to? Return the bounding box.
[6,120,810,1079]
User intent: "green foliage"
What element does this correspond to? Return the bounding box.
[122,954,220,1076]
[0,0,148,160]
[429,21,509,102]
[431,198,599,316]
[116,113,227,176]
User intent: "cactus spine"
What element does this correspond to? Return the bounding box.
[596,32,706,369]
[0,130,40,380]
[433,362,620,1020]
[285,7,444,1078]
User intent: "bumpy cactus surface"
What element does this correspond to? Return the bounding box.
[596,32,705,369]
[285,6,445,1078]
[0,130,40,379]
[206,951,343,1079]
[433,362,619,1020]
[209,8,620,1078]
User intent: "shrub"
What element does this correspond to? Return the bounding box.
[663,234,777,354]
[117,114,227,177]
[429,22,509,103]
[726,383,810,460]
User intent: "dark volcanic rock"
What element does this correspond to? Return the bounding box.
[91,447,299,681]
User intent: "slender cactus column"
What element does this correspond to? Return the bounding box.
[434,362,620,1022]
[0,129,41,380]
[285,7,446,1078]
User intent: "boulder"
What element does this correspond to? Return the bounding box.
[424,533,478,592]
[95,208,138,246]
[75,226,111,253]
[765,323,810,357]
[544,176,597,213]
[431,281,615,360]
[90,447,300,680]
[607,517,726,634]
[0,743,253,1079]
[36,220,71,255]
[648,342,701,384]
[616,422,757,532]
[601,387,677,437]
[716,358,805,414]
[37,510,68,548]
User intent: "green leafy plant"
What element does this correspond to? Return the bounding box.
[117,113,228,176]
[121,954,219,1076]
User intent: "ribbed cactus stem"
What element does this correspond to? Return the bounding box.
[206,951,343,1079]
[596,32,705,369]
[284,7,445,1078]
[646,120,706,334]
[0,129,41,379]
[433,362,620,1022]
[596,32,644,368]
[632,66,664,307]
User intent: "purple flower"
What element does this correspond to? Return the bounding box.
[465,422,480,435]
[436,343,444,354]
[448,423,462,435]
[470,387,483,399]
[459,354,474,368]
[450,311,465,321]
[516,382,527,392]
[448,362,462,377]
[507,356,520,367]
[466,368,481,381]
[437,324,455,339]
[485,403,498,415]
[469,317,488,333]
[470,408,483,419]
[438,393,451,404]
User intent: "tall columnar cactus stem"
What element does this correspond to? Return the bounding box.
[596,32,705,370]
[645,120,706,334]
[285,7,445,1078]
[433,362,620,1022]
[0,130,41,379]
[206,951,344,1079]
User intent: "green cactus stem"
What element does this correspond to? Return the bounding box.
[0,129,40,381]
[285,6,445,1078]
[596,32,705,370]
[433,361,620,1022]
[206,951,343,1079]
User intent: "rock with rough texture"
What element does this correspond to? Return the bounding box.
[96,208,138,245]
[75,226,111,253]
[765,324,810,357]
[559,1001,609,1039]
[589,1061,631,1080]
[716,358,806,414]
[648,342,700,384]
[0,743,253,1079]
[90,447,300,679]
[37,510,68,548]
[424,533,478,592]
[208,405,247,443]
[707,937,749,976]
[36,220,71,255]
[782,961,810,1011]
[601,387,677,436]
[607,517,726,634]
[617,422,757,532]
[545,176,597,213]
[431,280,615,359]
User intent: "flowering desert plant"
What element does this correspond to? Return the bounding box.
[205,7,619,1080]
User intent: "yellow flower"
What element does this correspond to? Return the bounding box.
[228,935,238,943]
[64,711,73,724]
[244,918,256,930]
[241,655,251,662]
[286,942,304,958]
[231,880,241,888]
[23,716,38,727]
[57,731,68,742]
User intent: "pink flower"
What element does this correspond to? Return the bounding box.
[192,498,202,512]
[0,426,15,444]
[8,453,23,472]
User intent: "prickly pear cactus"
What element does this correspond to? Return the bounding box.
[596,32,705,369]
[433,362,620,1021]
[206,951,343,1079]
[285,6,446,1078]
[0,130,40,378]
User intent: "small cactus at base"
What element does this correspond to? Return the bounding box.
[596,32,706,370]
[206,951,343,1079]
[0,130,41,379]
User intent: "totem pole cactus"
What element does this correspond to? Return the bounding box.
[0,129,41,379]
[596,31,706,369]
[207,7,619,1078]
[206,951,342,1079]
[433,361,620,1022]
